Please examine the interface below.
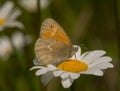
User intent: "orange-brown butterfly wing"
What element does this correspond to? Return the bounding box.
[34,18,74,65]
[35,38,72,65]
[40,18,72,45]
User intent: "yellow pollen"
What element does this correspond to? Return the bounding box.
[57,59,88,73]
[0,19,6,25]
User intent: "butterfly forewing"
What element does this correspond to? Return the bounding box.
[40,18,72,45]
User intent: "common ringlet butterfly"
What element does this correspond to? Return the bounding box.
[34,18,77,65]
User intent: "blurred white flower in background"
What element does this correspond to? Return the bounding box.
[0,36,12,60]
[11,31,32,50]
[0,31,32,60]
[40,0,50,10]
[0,1,24,31]
[19,0,51,12]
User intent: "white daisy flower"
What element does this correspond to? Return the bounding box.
[19,0,51,12]
[11,31,32,50]
[30,45,113,88]
[0,36,12,60]
[0,1,23,31]
[0,31,32,60]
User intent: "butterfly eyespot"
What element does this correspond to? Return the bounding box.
[50,25,53,28]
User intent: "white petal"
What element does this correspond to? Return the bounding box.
[11,31,25,50]
[40,0,50,10]
[47,64,57,70]
[79,52,89,60]
[33,58,41,65]
[89,57,113,69]
[61,79,72,88]
[53,70,64,77]
[91,69,103,76]
[92,56,112,65]
[0,36,12,59]
[70,55,76,59]
[91,63,114,69]
[93,69,103,76]
[8,9,21,22]
[82,50,106,64]
[0,1,14,19]
[6,21,24,29]
[0,26,4,31]
[19,0,37,12]
[69,73,80,79]
[60,72,69,79]
[35,68,48,76]
[29,66,45,71]
[80,69,103,76]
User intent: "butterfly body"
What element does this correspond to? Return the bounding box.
[34,18,77,65]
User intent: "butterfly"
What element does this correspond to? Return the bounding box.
[34,18,78,65]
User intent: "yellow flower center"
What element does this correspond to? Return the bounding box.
[0,19,6,25]
[57,59,88,73]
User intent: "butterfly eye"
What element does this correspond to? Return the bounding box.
[73,46,78,52]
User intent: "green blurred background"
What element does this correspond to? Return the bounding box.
[0,0,119,91]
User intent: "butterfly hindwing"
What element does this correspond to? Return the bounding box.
[34,38,72,65]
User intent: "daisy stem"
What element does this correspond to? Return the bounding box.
[37,0,41,29]
[113,0,120,60]
[2,30,37,91]
[3,30,26,68]
[113,2,120,90]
